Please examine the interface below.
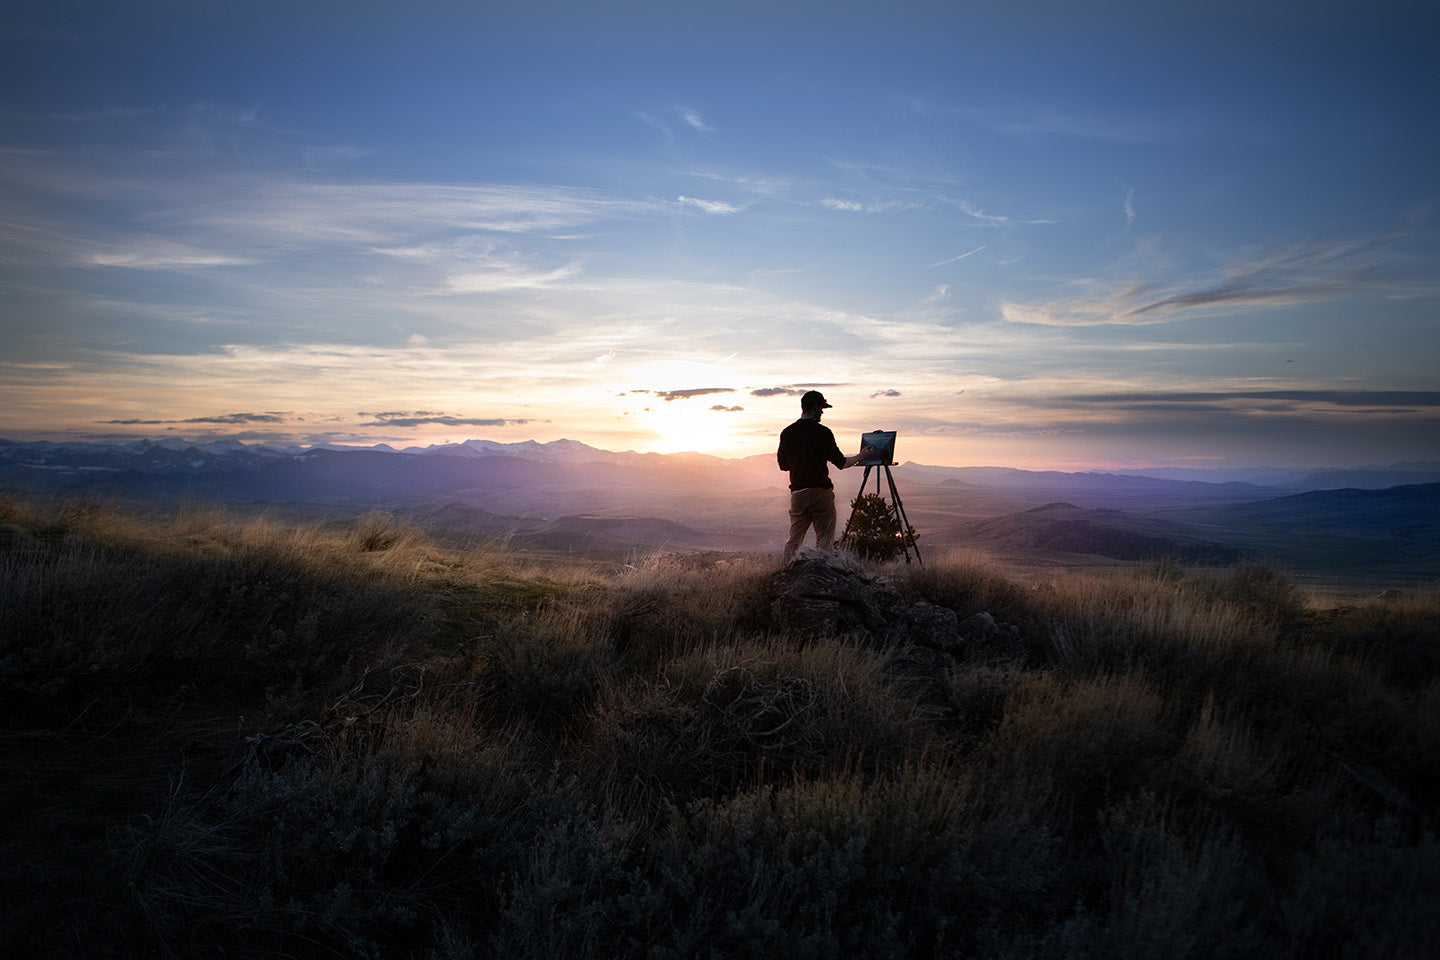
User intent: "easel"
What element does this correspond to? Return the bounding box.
[841,464,923,565]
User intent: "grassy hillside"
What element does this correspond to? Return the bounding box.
[2,494,1438,959]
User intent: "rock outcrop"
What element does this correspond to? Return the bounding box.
[766,552,1027,717]
[767,550,1021,656]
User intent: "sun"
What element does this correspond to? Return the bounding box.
[642,403,736,455]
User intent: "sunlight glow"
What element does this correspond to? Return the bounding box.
[639,402,737,455]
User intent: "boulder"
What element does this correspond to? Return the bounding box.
[768,551,892,638]
[766,552,1021,662]
[959,611,998,639]
[885,601,963,653]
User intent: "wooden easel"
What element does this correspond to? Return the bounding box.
[840,464,922,565]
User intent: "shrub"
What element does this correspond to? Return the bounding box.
[477,612,616,733]
[122,708,559,959]
[980,672,1177,814]
[1185,563,1305,629]
[584,640,919,815]
[349,510,416,552]
[0,516,438,723]
[839,492,917,562]
[602,555,777,668]
[491,771,1063,960]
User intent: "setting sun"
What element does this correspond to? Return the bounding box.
[640,402,736,455]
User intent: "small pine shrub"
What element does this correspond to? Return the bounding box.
[840,493,917,562]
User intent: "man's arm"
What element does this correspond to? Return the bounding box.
[841,444,877,469]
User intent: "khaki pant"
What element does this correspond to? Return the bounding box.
[784,487,837,563]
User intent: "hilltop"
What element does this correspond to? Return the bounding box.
[2,495,1437,958]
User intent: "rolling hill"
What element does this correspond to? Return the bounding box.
[4,437,1437,580]
[943,502,1247,565]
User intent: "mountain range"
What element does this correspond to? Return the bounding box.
[4,437,1437,583]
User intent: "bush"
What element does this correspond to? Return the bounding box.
[840,493,917,562]
[584,640,918,815]
[123,708,559,959]
[492,772,1062,960]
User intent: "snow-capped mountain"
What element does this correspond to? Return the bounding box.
[405,438,643,463]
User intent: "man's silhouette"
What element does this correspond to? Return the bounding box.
[776,390,872,563]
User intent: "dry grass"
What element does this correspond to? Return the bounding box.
[2,493,1437,958]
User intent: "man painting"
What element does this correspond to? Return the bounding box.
[776,390,873,563]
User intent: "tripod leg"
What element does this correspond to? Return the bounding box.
[840,465,873,547]
[883,466,923,566]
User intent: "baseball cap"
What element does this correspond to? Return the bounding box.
[800,390,832,410]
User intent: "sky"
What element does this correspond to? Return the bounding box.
[2,0,1437,470]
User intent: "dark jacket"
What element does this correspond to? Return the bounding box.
[777,418,846,491]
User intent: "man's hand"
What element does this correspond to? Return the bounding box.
[842,444,877,468]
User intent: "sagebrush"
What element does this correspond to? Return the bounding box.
[2,494,1437,959]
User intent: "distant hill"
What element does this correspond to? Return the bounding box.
[1166,482,1440,542]
[1157,483,1440,574]
[1292,467,1440,490]
[945,502,1247,564]
[5,437,1437,573]
[395,503,717,553]
[901,463,1282,508]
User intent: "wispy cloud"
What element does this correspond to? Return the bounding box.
[358,414,533,428]
[1003,227,1431,326]
[945,100,1192,144]
[442,259,583,293]
[655,387,735,401]
[928,245,987,268]
[676,195,741,215]
[101,412,289,425]
[949,199,1011,225]
[819,193,1052,226]
[638,111,672,139]
[640,104,715,139]
[87,236,254,269]
[678,105,713,132]
[1058,390,1440,409]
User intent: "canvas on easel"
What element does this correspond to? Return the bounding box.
[858,430,896,466]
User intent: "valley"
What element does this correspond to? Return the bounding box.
[4,437,1438,590]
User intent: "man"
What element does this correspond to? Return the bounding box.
[776,390,873,563]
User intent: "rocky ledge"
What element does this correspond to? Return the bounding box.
[767,550,1023,655]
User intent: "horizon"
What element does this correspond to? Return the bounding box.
[2,1,1437,471]
[5,431,1438,481]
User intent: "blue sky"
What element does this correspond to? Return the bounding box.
[2,0,1437,469]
